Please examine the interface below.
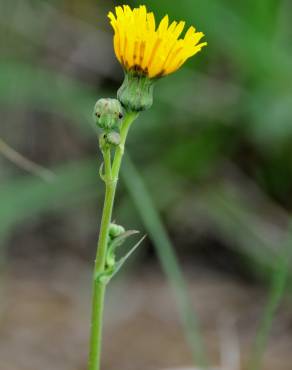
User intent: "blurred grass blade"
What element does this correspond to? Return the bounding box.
[122,154,208,368]
[0,137,56,182]
[0,159,98,240]
[248,234,291,370]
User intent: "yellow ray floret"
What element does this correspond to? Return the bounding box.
[108,5,207,79]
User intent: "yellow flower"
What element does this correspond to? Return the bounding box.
[108,5,207,79]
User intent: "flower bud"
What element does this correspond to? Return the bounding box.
[106,132,121,146]
[109,223,125,239]
[93,98,124,131]
[99,132,121,151]
[117,71,155,112]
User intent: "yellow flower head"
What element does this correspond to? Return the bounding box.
[108,5,207,79]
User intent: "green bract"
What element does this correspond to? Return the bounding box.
[118,71,155,112]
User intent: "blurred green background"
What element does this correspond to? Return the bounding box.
[1,1,292,370]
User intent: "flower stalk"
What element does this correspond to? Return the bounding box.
[88,110,138,370]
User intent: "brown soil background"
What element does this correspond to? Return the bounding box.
[1,257,292,370]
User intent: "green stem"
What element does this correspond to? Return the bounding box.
[88,110,138,370]
[112,111,139,177]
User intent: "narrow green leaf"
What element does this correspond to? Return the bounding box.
[122,154,209,368]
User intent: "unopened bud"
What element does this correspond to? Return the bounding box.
[109,223,125,239]
[106,132,121,146]
[93,98,124,131]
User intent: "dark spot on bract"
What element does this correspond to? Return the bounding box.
[119,113,123,119]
